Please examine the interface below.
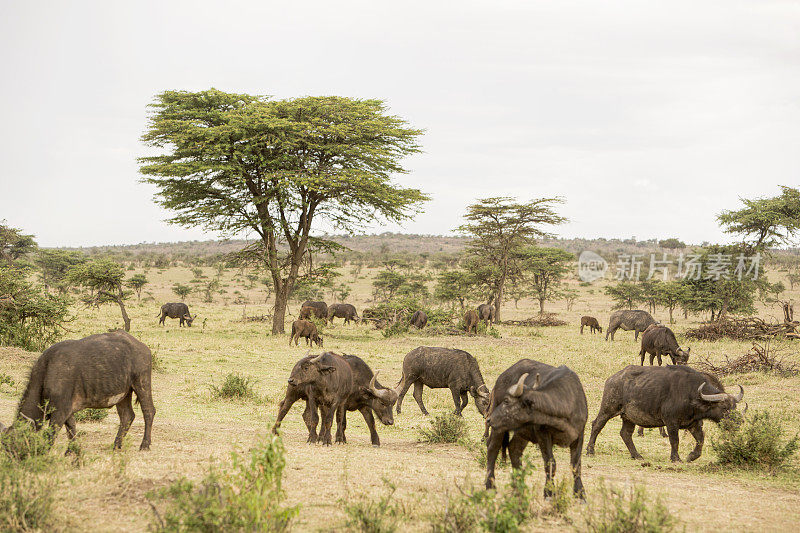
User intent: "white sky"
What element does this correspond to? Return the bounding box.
[1,1,798,247]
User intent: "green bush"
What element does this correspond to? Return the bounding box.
[711,410,799,470]
[584,482,681,532]
[0,458,57,531]
[382,321,409,338]
[73,408,109,423]
[418,413,468,444]
[342,480,404,533]
[149,432,297,532]
[1,422,53,463]
[210,373,259,401]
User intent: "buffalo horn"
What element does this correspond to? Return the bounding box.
[369,371,391,400]
[508,373,529,398]
[732,385,744,402]
[698,382,728,402]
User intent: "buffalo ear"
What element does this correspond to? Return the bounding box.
[318,365,336,374]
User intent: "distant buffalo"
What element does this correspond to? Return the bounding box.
[6,331,155,450]
[464,309,479,334]
[395,346,490,416]
[289,319,323,347]
[300,301,327,320]
[639,325,689,366]
[327,303,359,325]
[410,310,428,329]
[158,302,195,327]
[477,304,496,324]
[605,310,656,341]
[580,316,602,334]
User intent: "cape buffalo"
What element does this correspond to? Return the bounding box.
[395,347,490,416]
[410,310,428,329]
[327,303,359,325]
[477,303,496,324]
[289,319,323,347]
[272,352,353,445]
[9,331,155,450]
[605,309,656,341]
[158,302,195,327]
[300,301,327,320]
[587,365,744,462]
[580,316,602,334]
[464,309,479,334]
[484,359,588,498]
[639,325,689,366]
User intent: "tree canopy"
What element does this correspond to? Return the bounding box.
[718,185,800,250]
[140,89,427,333]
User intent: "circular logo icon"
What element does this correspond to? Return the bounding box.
[578,251,607,282]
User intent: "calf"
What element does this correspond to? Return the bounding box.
[395,346,490,416]
[410,310,428,329]
[289,319,323,347]
[580,316,602,334]
[464,309,479,334]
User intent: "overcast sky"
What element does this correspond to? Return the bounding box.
[1,1,798,247]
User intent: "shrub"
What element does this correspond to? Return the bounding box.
[151,348,166,373]
[149,432,297,532]
[711,410,799,470]
[418,413,468,444]
[0,373,13,391]
[0,459,57,531]
[1,422,53,463]
[342,480,404,533]
[73,408,109,423]
[382,321,409,338]
[583,482,681,532]
[210,373,259,401]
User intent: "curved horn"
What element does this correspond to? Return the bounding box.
[369,371,380,392]
[732,385,744,402]
[698,382,728,402]
[532,373,541,389]
[370,371,395,401]
[310,353,324,363]
[508,373,529,398]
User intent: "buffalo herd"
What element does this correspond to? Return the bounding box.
[0,301,746,500]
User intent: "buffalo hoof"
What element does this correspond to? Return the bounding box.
[372,444,380,448]
[139,444,151,451]
[631,453,643,460]
[585,448,595,456]
[687,452,701,462]
[670,455,682,463]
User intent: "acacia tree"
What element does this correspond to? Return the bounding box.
[457,197,566,321]
[68,259,132,331]
[140,90,426,333]
[126,273,149,300]
[718,185,800,250]
[520,247,573,315]
[434,269,477,312]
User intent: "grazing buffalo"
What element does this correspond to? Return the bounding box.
[484,359,588,498]
[301,355,398,446]
[272,352,353,445]
[464,309,479,334]
[395,347,490,416]
[327,303,359,325]
[289,319,323,347]
[587,365,744,462]
[605,309,656,341]
[639,325,689,366]
[410,310,428,329]
[8,331,155,450]
[158,302,195,327]
[580,316,602,334]
[300,301,328,320]
[477,303,496,324]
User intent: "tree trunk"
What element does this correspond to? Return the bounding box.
[669,306,674,324]
[272,285,289,334]
[117,299,131,332]
[494,274,506,322]
[538,298,545,315]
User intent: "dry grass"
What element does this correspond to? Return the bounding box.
[0,264,798,531]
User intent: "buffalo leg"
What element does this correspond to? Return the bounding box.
[619,419,643,460]
[113,392,135,449]
[395,377,413,414]
[666,423,681,462]
[537,432,556,498]
[302,400,318,443]
[686,421,704,462]
[319,404,335,446]
[450,387,464,416]
[460,391,469,413]
[570,433,586,499]
[580,325,584,334]
[272,388,302,434]
[133,378,155,451]
[359,406,380,446]
[485,428,504,489]
[335,405,347,444]
[64,415,77,440]
[587,411,615,455]
[412,381,429,415]
[640,348,646,366]
[508,433,529,469]
[637,426,644,436]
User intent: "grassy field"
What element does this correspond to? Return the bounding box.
[1,264,799,531]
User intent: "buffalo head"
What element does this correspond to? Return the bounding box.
[487,373,540,430]
[697,382,744,421]
[184,314,195,327]
[472,384,491,416]
[363,371,398,425]
[675,347,690,365]
[287,353,336,387]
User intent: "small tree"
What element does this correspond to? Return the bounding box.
[434,270,477,312]
[655,281,685,324]
[68,259,132,331]
[0,221,36,265]
[520,247,573,315]
[658,238,686,250]
[126,274,149,300]
[604,282,643,310]
[172,283,192,301]
[718,186,800,251]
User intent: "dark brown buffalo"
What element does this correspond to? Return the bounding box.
[580,316,602,334]
[302,355,398,446]
[587,365,744,462]
[300,301,327,320]
[272,352,353,446]
[289,319,323,347]
[327,303,359,325]
[8,331,155,450]
[639,325,689,365]
[464,309,479,334]
[605,309,656,341]
[477,303,496,324]
[484,359,588,498]
[157,302,195,327]
[410,310,428,329]
[395,347,490,416]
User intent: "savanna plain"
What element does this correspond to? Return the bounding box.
[1,260,799,532]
